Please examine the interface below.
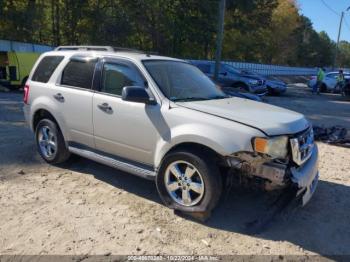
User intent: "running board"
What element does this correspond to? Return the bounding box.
[68,146,156,180]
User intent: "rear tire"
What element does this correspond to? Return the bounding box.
[156,150,222,214]
[35,119,70,164]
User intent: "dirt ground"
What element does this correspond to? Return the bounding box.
[0,85,349,257]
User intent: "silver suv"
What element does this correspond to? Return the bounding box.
[23,46,319,216]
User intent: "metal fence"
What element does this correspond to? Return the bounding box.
[0,39,53,53]
[190,59,318,76]
[223,61,317,76]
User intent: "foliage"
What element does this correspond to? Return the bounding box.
[0,0,349,67]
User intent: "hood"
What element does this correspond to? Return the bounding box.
[176,98,309,136]
[241,74,262,80]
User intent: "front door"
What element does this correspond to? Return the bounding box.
[92,58,160,166]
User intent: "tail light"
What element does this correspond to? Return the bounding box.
[23,84,30,104]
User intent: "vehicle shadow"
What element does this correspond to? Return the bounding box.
[64,156,350,256]
[207,180,350,256]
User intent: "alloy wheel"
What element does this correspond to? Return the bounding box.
[38,126,57,159]
[164,160,205,206]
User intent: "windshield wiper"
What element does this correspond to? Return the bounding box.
[172,97,211,102]
[209,95,229,100]
[172,95,229,102]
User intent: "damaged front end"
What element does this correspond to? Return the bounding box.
[225,127,319,206]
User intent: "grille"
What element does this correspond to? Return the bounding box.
[290,127,314,166]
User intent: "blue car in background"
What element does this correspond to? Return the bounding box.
[190,61,267,95]
[241,70,287,95]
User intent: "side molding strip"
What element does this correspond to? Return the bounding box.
[68,146,156,180]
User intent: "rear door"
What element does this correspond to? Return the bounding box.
[52,56,97,148]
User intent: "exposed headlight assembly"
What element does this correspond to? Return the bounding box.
[253,136,289,159]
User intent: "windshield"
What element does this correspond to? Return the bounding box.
[222,64,241,75]
[241,69,261,76]
[143,60,228,102]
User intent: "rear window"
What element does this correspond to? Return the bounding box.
[32,56,64,83]
[61,60,97,89]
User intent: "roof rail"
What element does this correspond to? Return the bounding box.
[112,46,145,53]
[55,46,114,51]
[54,45,152,55]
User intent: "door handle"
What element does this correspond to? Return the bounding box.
[98,103,113,113]
[53,93,65,102]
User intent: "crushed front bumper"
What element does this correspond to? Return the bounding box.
[290,144,319,206]
[226,144,319,206]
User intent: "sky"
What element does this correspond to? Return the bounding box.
[298,0,350,42]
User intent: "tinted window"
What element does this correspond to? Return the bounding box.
[196,64,211,74]
[61,60,97,89]
[32,56,64,83]
[101,63,145,96]
[223,64,241,74]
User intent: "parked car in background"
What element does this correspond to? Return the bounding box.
[241,70,287,95]
[220,87,263,102]
[190,61,267,95]
[0,51,40,89]
[307,71,350,93]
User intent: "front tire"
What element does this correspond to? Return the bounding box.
[35,119,70,164]
[156,150,222,213]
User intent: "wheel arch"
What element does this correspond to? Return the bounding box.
[155,140,230,171]
[164,142,224,162]
[32,108,68,144]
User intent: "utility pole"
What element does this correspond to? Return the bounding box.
[333,11,344,69]
[214,0,226,81]
[333,6,350,69]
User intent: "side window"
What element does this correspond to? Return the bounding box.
[101,62,145,96]
[32,56,64,83]
[61,60,97,89]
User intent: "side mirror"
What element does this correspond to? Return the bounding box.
[122,86,156,105]
[220,71,227,76]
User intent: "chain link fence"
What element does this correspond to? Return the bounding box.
[189,59,319,76]
[223,61,317,76]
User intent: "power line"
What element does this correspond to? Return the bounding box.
[320,0,341,16]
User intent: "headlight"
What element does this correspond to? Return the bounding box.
[248,79,259,85]
[253,136,289,158]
